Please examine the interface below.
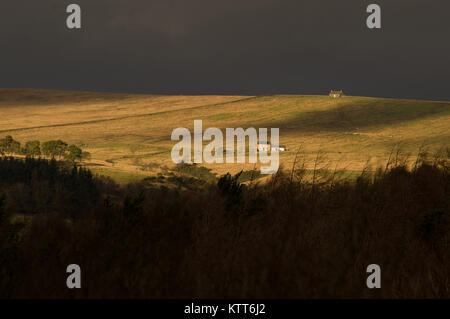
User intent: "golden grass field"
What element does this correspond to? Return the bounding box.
[1,88,449,182]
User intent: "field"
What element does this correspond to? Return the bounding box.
[1,88,449,182]
[1,89,449,298]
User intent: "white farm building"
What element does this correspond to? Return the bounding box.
[257,142,271,152]
[271,145,286,152]
[257,142,286,152]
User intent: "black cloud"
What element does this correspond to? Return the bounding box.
[0,0,449,100]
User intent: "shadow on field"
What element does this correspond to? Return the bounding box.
[0,88,139,107]
[262,98,450,132]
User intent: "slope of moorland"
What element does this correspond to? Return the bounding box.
[0,88,449,182]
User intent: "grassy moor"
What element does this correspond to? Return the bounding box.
[0,89,449,298]
[1,88,449,181]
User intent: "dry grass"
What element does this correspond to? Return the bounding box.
[1,89,449,181]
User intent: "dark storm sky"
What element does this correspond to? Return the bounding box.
[0,0,449,100]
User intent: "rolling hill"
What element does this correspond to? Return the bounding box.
[1,88,449,182]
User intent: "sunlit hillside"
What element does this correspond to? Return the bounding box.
[1,88,449,182]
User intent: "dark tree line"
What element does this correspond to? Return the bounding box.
[0,157,98,216]
[0,154,449,298]
[0,135,90,164]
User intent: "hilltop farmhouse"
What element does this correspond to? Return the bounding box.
[329,90,344,98]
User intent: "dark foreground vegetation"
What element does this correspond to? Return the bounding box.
[0,153,449,298]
